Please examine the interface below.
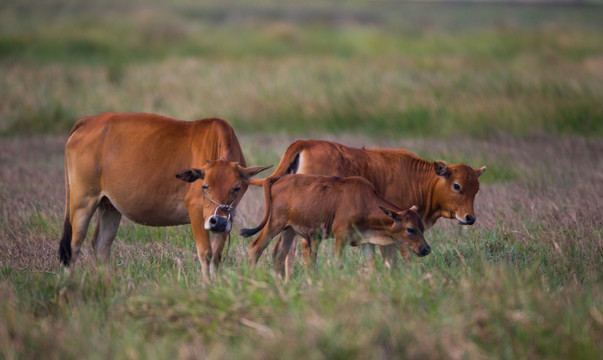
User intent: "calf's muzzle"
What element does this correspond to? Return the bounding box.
[419,245,431,257]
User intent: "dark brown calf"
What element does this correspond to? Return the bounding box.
[241,174,430,280]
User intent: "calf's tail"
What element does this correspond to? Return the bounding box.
[240,177,279,237]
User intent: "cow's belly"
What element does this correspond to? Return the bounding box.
[103,189,191,226]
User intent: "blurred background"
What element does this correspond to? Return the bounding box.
[1,0,602,138]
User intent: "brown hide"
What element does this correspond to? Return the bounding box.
[253,140,486,228]
[243,174,429,280]
[59,112,269,281]
[250,139,485,266]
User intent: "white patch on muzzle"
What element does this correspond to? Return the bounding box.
[204,216,233,232]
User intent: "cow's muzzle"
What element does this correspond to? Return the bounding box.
[208,215,229,232]
[206,204,233,233]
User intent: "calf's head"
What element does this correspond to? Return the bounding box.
[380,205,430,257]
[433,161,486,225]
[176,160,271,233]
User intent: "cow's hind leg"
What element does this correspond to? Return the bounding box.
[272,234,298,277]
[248,224,280,266]
[91,197,122,263]
[272,227,296,281]
[66,196,99,274]
[300,237,320,270]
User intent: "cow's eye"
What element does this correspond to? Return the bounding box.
[202,185,209,192]
[406,228,416,235]
[453,183,461,192]
[233,186,241,193]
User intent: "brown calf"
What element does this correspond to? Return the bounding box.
[241,174,430,280]
[58,112,270,281]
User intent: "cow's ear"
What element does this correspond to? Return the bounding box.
[475,166,486,178]
[176,168,205,182]
[239,165,273,181]
[379,206,401,221]
[433,161,450,177]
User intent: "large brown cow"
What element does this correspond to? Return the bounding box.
[58,112,270,281]
[249,140,485,267]
[242,174,430,280]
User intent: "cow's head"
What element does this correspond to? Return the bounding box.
[380,205,430,257]
[433,161,486,225]
[176,160,271,233]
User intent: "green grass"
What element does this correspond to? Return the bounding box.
[1,224,602,359]
[1,1,602,359]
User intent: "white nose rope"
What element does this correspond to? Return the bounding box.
[203,192,236,257]
[203,192,236,224]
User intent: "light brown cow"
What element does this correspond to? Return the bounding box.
[58,112,270,281]
[242,174,430,280]
[249,140,485,267]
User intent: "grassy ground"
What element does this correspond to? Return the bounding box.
[1,1,602,359]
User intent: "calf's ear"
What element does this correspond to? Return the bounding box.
[475,166,486,178]
[176,168,205,182]
[239,165,273,181]
[379,206,401,221]
[433,161,450,177]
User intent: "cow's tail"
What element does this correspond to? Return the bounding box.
[59,155,72,267]
[248,140,305,186]
[240,177,279,237]
[58,120,87,267]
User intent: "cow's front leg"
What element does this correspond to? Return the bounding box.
[210,232,228,277]
[190,213,212,283]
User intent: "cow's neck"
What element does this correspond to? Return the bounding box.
[413,164,441,229]
[367,150,440,229]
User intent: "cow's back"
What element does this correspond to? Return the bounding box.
[294,140,369,177]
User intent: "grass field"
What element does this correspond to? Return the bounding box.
[1,1,602,359]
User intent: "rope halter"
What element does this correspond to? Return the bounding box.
[203,192,236,224]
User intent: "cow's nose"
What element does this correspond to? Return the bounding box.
[465,214,476,225]
[419,245,431,257]
[208,216,228,232]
